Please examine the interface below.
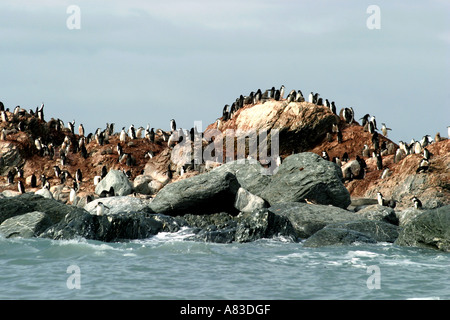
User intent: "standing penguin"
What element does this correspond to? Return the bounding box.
[411,196,422,209]
[120,127,127,143]
[381,123,391,137]
[18,181,25,194]
[376,152,383,170]
[78,124,85,137]
[95,202,110,216]
[170,119,177,132]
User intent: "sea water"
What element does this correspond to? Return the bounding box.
[0,229,449,300]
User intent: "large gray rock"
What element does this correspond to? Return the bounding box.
[395,205,450,252]
[355,204,398,225]
[84,196,153,216]
[234,187,269,213]
[302,228,377,247]
[260,153,351,209]
[149,170,240,216]
[40,210,182,242]
[0,193,87,225]
[133,175,153,195]
[95,170,133,197]
[235,208,297,243]
[0,141,25,175]
[210,160,271,197]
[0,211,52,238]
[269,202,361,239]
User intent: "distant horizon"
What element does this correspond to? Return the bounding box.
[1,1,448,144]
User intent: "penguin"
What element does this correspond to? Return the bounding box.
[279,85,285,100]
[101,165,108,179]
[148,128,155,143]
[337,129,343,143]
[414,141,422,154]
[321,151,330,161]
[435,132,441,142]
[120,127,127,143]
[394,148,404,164]
[376,152,383,170]
[94,176,102,186]
[37,103,44,121]
[369,116,377,131]
[355,155,367,179]
[95,202,110,216]
[423,148,432,160]
[128,125,136,139]
[274,90,281,101]
[116,143,123,157]
[308,92,314,103]
[372,132,380,151]
[324,99,330,108]
[381,123,391,137]
[60,153,67,166]
[53,165,61,178]
[1,110,8,122]
[69,186,77,204]
[75,168,82,183]
[330,101,337,115]
[381,168,390,179]
[78,124,85,137]
[15,167,24,178]
[0,101,4,111]
[30,174,37,188]
[0,129,6,141]
[170,119,176,132]
[7,170,14,184]
[136,126,144,139]
[376,192,385,206]
[68,120,75,134]
[99,186,115,198]
[362,144,370,158]
[342,152,349,163]
[360,114,370,127]
[411,196,422,209]
[416,159,430,173]
[18,181,25,194]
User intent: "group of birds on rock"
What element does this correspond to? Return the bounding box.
[0,101,175,202]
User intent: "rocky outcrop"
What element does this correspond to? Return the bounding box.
[260,153,351,208]
[0,211,52,238]
[234,187,269,213]
[0,141,25,175]
[268,202,361,239]
[84,196,153,215]
[95,170,133,197]
[395,205,450,252]
[149,169,240,216]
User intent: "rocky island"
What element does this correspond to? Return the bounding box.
[0,88,449,252]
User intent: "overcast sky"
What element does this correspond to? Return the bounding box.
[0,0,448,143]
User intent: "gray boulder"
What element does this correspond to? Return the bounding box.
[0,211,52,238]
[234,187,269,213]
[355,204,399,225]
[234,208,297,243]
[395,205,450,252]
[260,153,351,209]
[0,141,25,175]
[302,228,377,248]
[396,208,424,227]
[40,210,182,242]
[269,202,361,239]
[320,220,399,243]
[149,170,240,216]
[133,175,153,195]
[0,193,87,225]
[84,196,153,216]
[210,160,271,197]
[95,170,133,197]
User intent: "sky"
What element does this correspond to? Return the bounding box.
[0,0,449,144]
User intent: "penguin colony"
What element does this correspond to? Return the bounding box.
[0,92,447,210]
[0,101,177,205]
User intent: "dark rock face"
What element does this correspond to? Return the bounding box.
[235,209,297,243]
[395,205,450,252]
[260,153,351,209]
[210,160,271,197]
[40,210,182,242]
[0,211,52,238]
[0,193,87,225]
[269,202,361,239]
[302,228,377,247]
[150,170,240,216]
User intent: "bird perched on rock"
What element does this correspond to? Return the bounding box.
[94,202,110,216]
[411,196,422,209]
[381,123,391,137]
